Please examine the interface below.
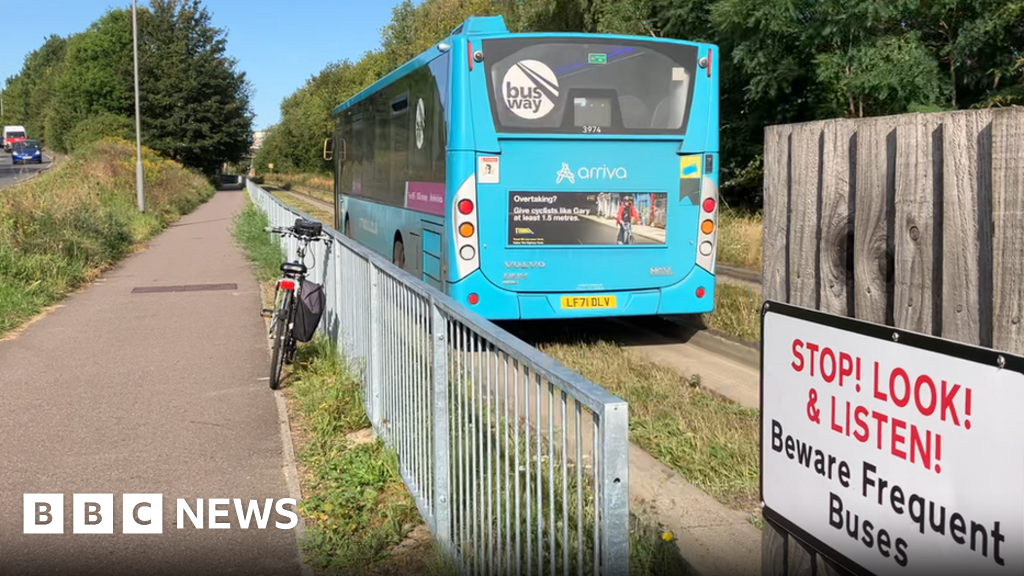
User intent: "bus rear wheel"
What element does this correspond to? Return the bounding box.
[393,239,405,270]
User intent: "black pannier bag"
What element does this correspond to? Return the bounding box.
[292,279,326,342]
[293,218,322,239]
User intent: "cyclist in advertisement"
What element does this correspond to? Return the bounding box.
[616,195,640,244]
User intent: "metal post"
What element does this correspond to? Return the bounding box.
[599,402,630,576]
[431,300,451,550]
[132,0,145,213]
[369,262,382,430]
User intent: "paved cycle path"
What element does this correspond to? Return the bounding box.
[0,190,303,575]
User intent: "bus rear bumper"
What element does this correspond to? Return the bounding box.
[449,266,716,320]
[656,265,716,315]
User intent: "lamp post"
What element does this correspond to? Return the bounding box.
[132,0,145,212]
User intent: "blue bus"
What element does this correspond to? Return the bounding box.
[327,15,719,321]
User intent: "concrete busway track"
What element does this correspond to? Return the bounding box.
[262,186,334,215]
[0,149,59,191]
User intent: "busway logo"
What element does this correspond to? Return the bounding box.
[502,60,558,120]
[24,494,299,534]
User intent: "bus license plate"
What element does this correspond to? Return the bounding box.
[560,296,616,309]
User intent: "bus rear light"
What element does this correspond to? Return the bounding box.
[278,279,295,291]
[453,173,479,281]
[696,287,706,298]
[707,49,712,78]
[468,41,473,71]
[468,293,479,305]
[696,161,718,275]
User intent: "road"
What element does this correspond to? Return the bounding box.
[0,149,55,190]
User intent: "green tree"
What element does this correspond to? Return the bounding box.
[2,35,69,145]
[138,0,254,175]
[46,10,135,150]
[3,0,253,174]
[256,0,1024,207]
[65,113,136,152]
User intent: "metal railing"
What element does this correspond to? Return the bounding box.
[246,180,630,575]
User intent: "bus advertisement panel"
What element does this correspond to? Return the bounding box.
[508,192,667,246]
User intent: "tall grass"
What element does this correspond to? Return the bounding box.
[716,209,763,270]
[232,200,285,283]
[0,137,214,337]
[706,283,763,343]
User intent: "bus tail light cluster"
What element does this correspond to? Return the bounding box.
[453,173,480,280]
[695,161,718,275]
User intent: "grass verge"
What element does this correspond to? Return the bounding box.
[705,283,763,343]
[233,200,438,575]
[541,341,760,522]
[717,209,763,271]
[0,137,214,338]
[289,338,436,575]
[232,201,284,281]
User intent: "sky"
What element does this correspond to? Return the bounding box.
[0,0,407,130]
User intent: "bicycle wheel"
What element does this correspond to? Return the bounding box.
[269,290,293,390]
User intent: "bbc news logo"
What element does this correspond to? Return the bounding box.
[23,494,298,534]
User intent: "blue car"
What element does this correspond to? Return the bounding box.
[12,139,43,164]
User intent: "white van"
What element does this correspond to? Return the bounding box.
[3,125,27,152]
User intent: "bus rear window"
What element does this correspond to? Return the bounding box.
[483,38,698,135]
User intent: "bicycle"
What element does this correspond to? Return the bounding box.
[262,218,330,390]
[617,221,634,245]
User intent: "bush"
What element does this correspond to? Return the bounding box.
[65,113,136,153]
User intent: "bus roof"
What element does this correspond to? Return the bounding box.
[330,15,716,117]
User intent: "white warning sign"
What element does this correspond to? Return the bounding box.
[479,156,499,184]
[761,303,1024,576]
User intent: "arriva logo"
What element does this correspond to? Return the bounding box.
[556,163,627,184]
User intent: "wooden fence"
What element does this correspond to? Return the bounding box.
[761,107,1024,575]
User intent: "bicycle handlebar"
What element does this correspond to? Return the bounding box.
[264,225,330,243]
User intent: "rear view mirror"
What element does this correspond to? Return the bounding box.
[323,138,334,161]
